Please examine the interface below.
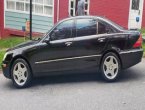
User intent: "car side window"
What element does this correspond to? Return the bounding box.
[98,22,107,34]
[76,19,97,37]
[98,21,115,34]
[50,20,74,40]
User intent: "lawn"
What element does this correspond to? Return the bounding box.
[141,28,145,57]
[0,37,28,69]
[0,37,26,49]
[140,28,145,36]
[143,42,145,57]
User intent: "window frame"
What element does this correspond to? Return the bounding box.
[5,0,54,17]
[75,18,98,38]
[74,18,117,38]
[49,19,75,41]
[97,20,118,34]
[131,0,140,10]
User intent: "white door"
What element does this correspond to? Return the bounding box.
[128,0,144,29]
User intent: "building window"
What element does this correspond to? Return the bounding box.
[7,0,15,10]
[6,0,53,17]
[69,0,90,16]
[16,1,24,11]
[132,0,140,10]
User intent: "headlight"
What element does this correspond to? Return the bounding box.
[3,52,8,61]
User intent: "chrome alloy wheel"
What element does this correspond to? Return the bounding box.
[13,62,28,86]
[103,56,119,80]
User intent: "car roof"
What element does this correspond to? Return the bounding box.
[62,15,99,21]
[60,15,124,31]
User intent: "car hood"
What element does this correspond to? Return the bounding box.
[7,40,38,52]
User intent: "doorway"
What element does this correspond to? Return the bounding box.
[128,0,144,29]
[69,0,90,16]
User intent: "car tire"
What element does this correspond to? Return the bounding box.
[11,58,32,88]
[100,52,121,82]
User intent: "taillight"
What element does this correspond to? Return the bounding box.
[133,34,143,48]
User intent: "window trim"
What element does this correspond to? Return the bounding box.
[50,33,130,45]
[75,18,97,37]
[97,19,118,34]
[49,19,75,41]
[5,0,54,17]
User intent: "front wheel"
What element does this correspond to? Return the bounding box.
[11,58,32,88]
[100,52,121,82]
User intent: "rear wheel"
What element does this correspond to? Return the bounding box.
[101,52,121,81]
[11,58,32,88]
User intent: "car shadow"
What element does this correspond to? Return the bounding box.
[31,67,144,87]
[31,72,103,87]
[4,67,144,89]
[119,67,145,82]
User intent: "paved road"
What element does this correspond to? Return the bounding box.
[0,59,145,110]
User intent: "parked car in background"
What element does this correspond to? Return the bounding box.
[2,16,143,88]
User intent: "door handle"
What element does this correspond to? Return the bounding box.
[65,42,72,46]
[98,38,106,42]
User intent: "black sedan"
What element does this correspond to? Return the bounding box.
[2,16,143,88]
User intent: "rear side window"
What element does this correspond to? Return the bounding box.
[98,22,107,34]
[98,21,116,34]
[76,19,97,37]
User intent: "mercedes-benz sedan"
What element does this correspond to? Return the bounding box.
[2,16,143,88]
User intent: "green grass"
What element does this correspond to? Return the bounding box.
[0,36,28,69]
[0,50,5,68]
[140,28,145,35]
[143,42,145,51]
[141,28,145,57]
[0,36,26,49]
[143,42,145,57]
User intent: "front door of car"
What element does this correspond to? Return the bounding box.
[32,19,77,74]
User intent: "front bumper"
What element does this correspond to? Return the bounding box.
[1,61,11,79]
[120,48,143,69]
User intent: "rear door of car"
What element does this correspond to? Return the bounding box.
[71,18,111,69]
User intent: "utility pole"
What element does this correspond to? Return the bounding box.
[30,0,32,40]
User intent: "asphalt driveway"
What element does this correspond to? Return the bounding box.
[0,59,145,110]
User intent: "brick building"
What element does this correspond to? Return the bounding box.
[0,0,145,38]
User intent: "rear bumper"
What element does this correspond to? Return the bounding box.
[119,48,143,69]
